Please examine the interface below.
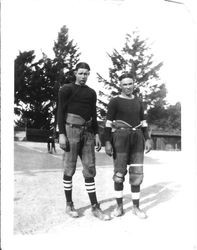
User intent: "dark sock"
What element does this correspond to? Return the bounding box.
[63,174,72,203]
[85,177,98,205]
[116,198,123,205]
[131,185,140,207]
[114,182,123,205]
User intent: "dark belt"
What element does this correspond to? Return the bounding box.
[116,127,141,131]
[66,122,90,129]
[112,120,142,131]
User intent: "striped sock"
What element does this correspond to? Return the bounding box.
[63,175,72,203]
[114,182,123,205]
[85,177,98,205]
[131,185,140,207]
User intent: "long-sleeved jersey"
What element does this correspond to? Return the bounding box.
[106,96,145,127]
[57,83,99,135]
[105,96,150,141]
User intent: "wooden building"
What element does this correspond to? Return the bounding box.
[150,130,181,151]
[15,124,181,151]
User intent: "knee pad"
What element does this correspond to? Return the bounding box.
[113,172,125,183]
[129,166,144,185]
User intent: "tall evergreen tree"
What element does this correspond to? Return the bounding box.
[53,25,80,88]
[14,51,55,129]
[52,25,81,129]
[14,25,81,130]
[97,30,165,119]
[14,50,36,116]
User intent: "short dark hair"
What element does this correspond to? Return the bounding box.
[75,62,90,71]
[119,72,134,81]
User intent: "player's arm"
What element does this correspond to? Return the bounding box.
[141,120,152,153]
[140,105,152,153]
[104,98,117,156]
[104,99,116,156]
[57,86,70,150]
[104,120,113,156]
[92,91,102,152]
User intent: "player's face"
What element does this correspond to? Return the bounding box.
[75,68,90,86]
[120,77,134,96]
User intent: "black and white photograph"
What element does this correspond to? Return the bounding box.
[1,0,197,249]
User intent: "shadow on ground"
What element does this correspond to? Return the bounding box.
[75,181,181,217]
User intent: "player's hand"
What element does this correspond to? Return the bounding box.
[95,134,102,152]
[59,134,68,151]
[105,141,113,156]
[145,139,152,154]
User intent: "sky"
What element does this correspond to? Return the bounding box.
[2,0,197,104]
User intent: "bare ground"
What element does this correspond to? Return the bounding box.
[11,141,196,250]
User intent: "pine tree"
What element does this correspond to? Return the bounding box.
[53,25,80,88]
[52,25,81,130]
[97,30,165,119]
[15,50,35,112]
[14,51,55,129]
[14,25,81,130]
